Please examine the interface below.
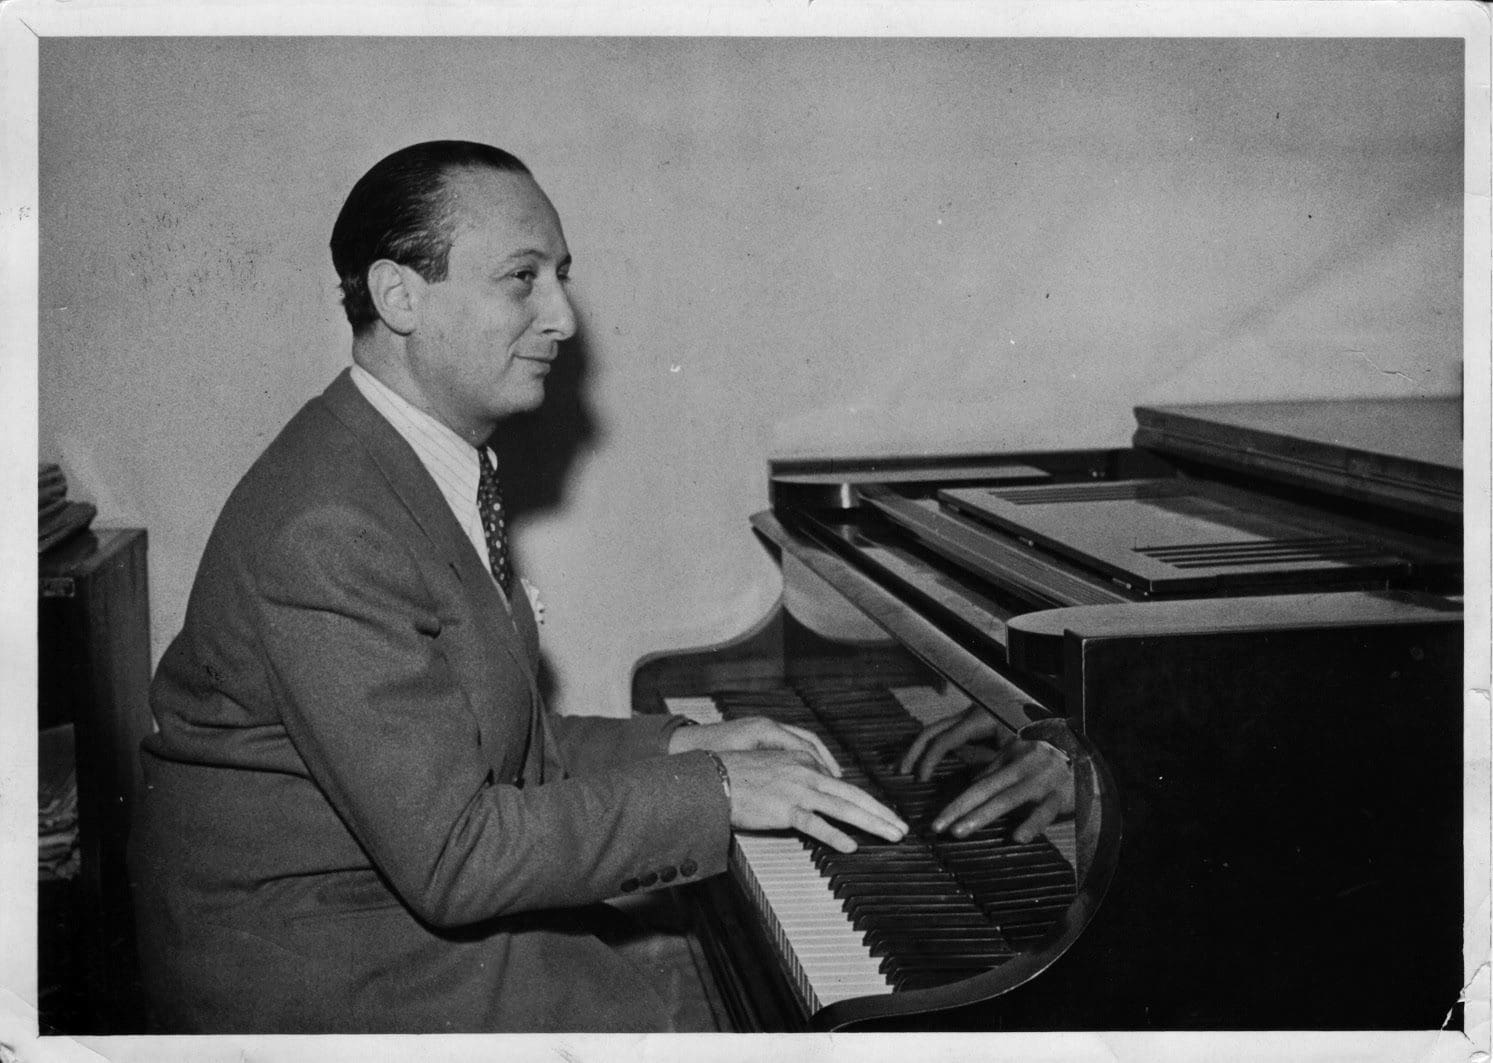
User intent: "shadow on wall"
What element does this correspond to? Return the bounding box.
[489,330,600,710]
[491,330,599,523]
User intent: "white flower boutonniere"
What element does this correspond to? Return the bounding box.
[520,577,545,624]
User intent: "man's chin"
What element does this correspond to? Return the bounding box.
[495,386,547,419]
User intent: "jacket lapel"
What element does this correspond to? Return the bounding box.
[317,369,534,689]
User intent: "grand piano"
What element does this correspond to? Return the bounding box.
[632,396,1465,1032]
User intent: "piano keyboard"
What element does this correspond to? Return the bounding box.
[664,683,1078,1018]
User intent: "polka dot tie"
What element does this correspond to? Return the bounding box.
[476,448,512,594]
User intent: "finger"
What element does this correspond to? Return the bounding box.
[897,715,960,775]
[815,773,908,827]
[915,718,987,782]
[741,719,832,772]
[773,747,821,770]
[931,765,1027,833]
[1011,792,1065,845]
[780,723,842,778]
[947,772,1061,838]
[790,809,859,854]
[809,781,908,842]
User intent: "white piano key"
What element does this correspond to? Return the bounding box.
[661,695,724,724]
[735,832,892,1007]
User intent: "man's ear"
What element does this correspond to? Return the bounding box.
[367,259,423,336]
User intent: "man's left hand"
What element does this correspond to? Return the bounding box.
[668,717,842,779]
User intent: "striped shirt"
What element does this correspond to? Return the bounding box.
[349,364,504,597]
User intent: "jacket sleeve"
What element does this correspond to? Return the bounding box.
[250,502,731,929]
[547,712,692,777]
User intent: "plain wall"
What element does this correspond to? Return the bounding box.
[38,37,1464,719]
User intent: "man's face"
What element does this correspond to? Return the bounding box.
[404,167,575,444]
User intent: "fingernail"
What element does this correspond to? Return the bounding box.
[932,819,948,833]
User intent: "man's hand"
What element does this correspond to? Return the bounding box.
[899,705,1074,843]
[670,716,842,778]
[930,739,1074,843]
[717,749,907,854]
[897,704,1004,781]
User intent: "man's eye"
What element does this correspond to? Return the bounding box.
[511,269,536,283]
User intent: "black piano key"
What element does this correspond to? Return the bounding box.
[881,953,1014,978]
[972,893,1078,917]
[830,873,958,890]
[940,856,1070,875]
[817,848,940,864]
[855,913,995,932]
[848,901,985,925]
[816,843,935,860]
[937,847,1066,866]
[865,924,1012,942]
[956,871,1078,892]
[844,900,987,921]
[963,886,1078,909]
[815,855,937,874]
[886,954,1022,974]
[981,896,1074,917]
[875,781,945,797]
[866,933,1015,958]
[854,905,992,923]
[882,948,1018,970]
[827,870,954,887]
[950,868,1075,889]
[931,832,1048,850]
[833,879,964,898]
[818,849,943,867]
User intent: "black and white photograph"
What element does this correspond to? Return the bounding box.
[3,2,1488,1061]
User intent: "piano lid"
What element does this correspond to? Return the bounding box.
[1132,397,1461,520]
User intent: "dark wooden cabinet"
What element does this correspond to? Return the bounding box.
[38,528,152,1033]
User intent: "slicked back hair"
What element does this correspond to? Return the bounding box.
[330,141,531,333]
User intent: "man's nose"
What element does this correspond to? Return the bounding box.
[539,278,577,341]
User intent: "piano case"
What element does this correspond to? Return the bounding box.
[633,397,1465,1032]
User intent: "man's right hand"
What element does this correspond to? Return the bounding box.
[717,749,907,854]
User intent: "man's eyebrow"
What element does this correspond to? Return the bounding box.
[495,248,573,269]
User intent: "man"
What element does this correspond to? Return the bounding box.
[128,141,907,1034]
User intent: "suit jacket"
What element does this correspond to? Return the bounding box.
[128,369,731,1033]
